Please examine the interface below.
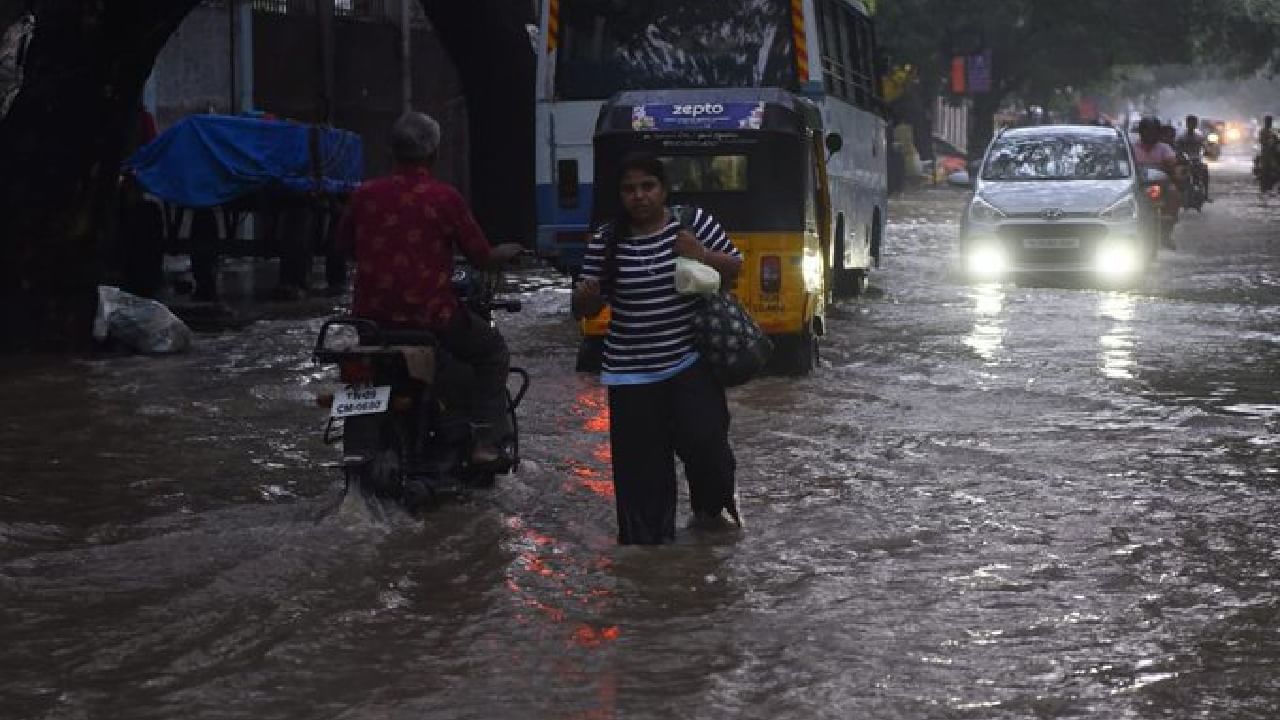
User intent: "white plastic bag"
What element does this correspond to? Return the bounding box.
[94,286,193,354]
[674,257,720,295]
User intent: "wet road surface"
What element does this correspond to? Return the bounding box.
[3,160,1278,719]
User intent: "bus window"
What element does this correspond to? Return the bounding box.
[553,0,796,100]
[853,15,876,110]
[816,0,845,100]
[558,159,580,208]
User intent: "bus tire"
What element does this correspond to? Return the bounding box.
[832,216,868,298]
[575,336,604,373]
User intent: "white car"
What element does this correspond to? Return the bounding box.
[959,124,1159,282]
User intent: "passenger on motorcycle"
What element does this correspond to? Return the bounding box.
[1176,114,1212,202]
[1133,117,1180,196]
[335,112,525,468]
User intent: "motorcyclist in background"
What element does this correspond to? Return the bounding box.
[1176,114,1212,202]
[1258,115,1279,194]
[1133,116,1181,246]
[1134,117,1179,184]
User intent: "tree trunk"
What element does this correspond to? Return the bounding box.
[0,0,197,352]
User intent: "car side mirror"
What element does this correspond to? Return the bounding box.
[825,133,844,156]
[946,170,973,187]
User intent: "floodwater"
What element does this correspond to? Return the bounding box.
[3,162,1278,719]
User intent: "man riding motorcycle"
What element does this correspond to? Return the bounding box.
[335,112,525,469]
[1176,114,1212,202]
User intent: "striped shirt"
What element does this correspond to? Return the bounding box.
[580,206,740,385]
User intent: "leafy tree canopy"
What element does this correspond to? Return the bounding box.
[876,0,1278,107]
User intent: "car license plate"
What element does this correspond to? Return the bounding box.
[1023,237,1080,249]
[331,385,392,418]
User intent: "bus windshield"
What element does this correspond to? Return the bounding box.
[553,0,795,100]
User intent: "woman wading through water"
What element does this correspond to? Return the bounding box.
[571,152,744,545]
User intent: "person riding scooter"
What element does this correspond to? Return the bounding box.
[334,112,525,469]
[1176,114,1212,202]
[1133,116,1181,247]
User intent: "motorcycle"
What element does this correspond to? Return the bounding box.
[1177,154,1208,213]
[312,262,530,512]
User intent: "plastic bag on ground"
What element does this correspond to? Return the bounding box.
[94,286,193,354]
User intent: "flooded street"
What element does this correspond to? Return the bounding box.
[4,161,1279,719]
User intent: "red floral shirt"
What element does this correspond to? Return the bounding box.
[336,167,491,331]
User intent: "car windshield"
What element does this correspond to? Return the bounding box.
[982,135,1132,181]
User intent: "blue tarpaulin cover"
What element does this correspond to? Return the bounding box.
[124,114,363,208]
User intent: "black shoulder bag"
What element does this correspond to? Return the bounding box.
[674,206,773,387]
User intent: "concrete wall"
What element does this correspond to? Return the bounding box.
[151,4,234,130]
[252,11,469,186]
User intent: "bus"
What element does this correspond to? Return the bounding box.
[534,0,889,293]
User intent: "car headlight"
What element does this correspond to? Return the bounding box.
[968,196,1006,224]
[967,245,1007,276]
[1226,128,1241,142]
[1099,195,1138,221]
[1096,244,1139,276]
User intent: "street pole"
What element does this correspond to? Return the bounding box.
[317,0,335,125]
[401,0,412,114]
[228,0,237,113]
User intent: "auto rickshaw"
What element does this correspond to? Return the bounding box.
[576,88,843,376]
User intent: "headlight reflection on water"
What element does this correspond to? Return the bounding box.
[1098,293,1137,380]
[965,283,1007,367]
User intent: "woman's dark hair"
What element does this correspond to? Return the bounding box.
[617,151,668,187]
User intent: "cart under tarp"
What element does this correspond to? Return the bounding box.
[124,114,363,208]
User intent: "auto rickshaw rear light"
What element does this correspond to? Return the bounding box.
[339,358,375,384]
[760,255,782,293]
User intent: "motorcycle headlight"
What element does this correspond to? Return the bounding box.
[968,196,1006,224]
[1100,195,1138,221]
[1207,132,1220,144]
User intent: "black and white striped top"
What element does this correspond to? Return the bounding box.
[580,206,740,384]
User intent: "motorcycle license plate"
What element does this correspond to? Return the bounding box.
[1023,237,1079,249]
[331,385,392,418]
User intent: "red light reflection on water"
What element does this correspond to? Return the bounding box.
[503,514,621,718]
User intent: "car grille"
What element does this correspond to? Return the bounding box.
[997,223,1109,264]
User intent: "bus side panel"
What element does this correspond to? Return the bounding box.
[535,100,605,271]
[821,99,888,271]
